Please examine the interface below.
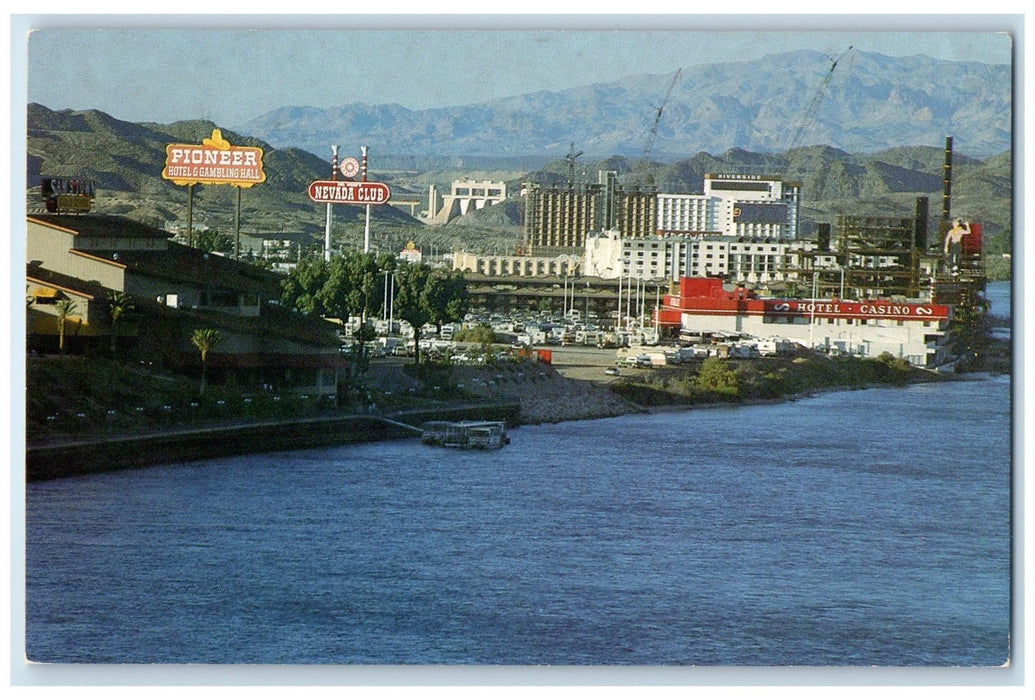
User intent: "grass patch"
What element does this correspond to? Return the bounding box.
[609,352,940,408]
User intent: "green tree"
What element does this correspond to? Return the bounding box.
[55,298,77,353]
[108,290,134,355]
[191,328,220,395]
[393,262,433,369]
[323,252,392,376]
[455,324,495,345]
[195,229,233,255]
[949,286,992,368]
[284,252,398,379]
[425,270,470,335]
[281,258,330,316]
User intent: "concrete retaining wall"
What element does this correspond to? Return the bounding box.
[26,403,521,481]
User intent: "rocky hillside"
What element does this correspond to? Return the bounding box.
[26,104,422,236]
[25,104,1013,268]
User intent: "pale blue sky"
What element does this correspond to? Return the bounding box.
[17,15,1016,128]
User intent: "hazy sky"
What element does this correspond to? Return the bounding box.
[17,15,1017,128]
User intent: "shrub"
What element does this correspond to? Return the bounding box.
[696,357,741,399]
[454,324,495,345]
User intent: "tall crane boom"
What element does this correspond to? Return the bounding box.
[564,142,583,186]
[640,68,682,188]
[789,46,853,152]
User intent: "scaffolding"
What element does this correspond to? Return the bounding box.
[829,215,921,299]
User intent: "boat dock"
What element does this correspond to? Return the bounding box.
[420,421,510,450]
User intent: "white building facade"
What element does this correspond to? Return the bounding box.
[429,178,507,224]
[655,193,712,233]
[655,173,802,240]
[452,251,580,277]
[584,230,819,286]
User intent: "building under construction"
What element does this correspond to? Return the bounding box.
[522,174,657,256]
[836,213,924,298]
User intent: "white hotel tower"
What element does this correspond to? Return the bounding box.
[656,173,801,240]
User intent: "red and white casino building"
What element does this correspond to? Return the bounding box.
[655,277,952,367]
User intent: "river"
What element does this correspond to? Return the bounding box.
[986,279,1011,319]
[23,281,1014,672]
[25,375,1012,668]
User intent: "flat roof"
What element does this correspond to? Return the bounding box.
[28,214,174,240]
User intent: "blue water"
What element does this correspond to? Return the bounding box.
[986,280,1010,320]
[25,375,1012,666]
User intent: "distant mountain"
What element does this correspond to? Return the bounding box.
[24,104,1012,268]
[237,50,1011,161]
[507,141,1010,245]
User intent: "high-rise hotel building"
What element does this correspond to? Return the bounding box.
[655,173,802,239]
[524,171,801,256]
[522,171,657,256]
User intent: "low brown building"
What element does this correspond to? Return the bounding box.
[25,214,345,395]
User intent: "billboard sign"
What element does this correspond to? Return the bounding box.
[41,177,96,213]
[162,129,266,187]
[763,299,949,321]
[308,180,391,205]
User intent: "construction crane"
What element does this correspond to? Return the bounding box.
[639,68,682,189]
[564,142,583,186]
[788,46,853,152]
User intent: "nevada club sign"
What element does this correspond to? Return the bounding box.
[307,180,391,205]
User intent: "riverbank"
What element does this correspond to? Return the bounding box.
[26,403,521,481]
[24,348,1007,480]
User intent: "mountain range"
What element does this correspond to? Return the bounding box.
[24,44,1013,273]
[236,49,1012,161]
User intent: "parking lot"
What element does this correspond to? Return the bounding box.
[547,346,647,382]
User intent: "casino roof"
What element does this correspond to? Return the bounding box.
[28,214,175,241]
[107,242,284,297]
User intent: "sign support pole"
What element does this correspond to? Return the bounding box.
[326,145,338,262]
[234,185,242,260]
[362,146,371,254]
[187,184,194,248]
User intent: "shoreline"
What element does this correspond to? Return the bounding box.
[25,403,521,481]
[26,321,1011,481]
[26,370,1006,481]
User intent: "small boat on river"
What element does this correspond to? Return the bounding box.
[420,421,510,450]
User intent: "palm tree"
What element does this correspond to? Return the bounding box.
[108,291,134,355]
[191,328,220,395]
[55,298,77,353]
